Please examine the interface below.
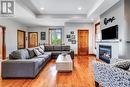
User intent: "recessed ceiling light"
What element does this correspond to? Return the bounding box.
[78,7,82,11]
[40,7,45,10]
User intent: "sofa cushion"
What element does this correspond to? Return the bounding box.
[51,51,62,54]
[51,51,70,55]
[44,52,52,56]
[45,46,53,51]
[33,48,42,56]
[11,49,30,59]
[62,46,70,51]
[37,55,49,60]
[30,58,45,68]
[53,46,61,51]
[112,59,130,70]
[27,48,36,58]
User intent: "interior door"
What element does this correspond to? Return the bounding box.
[17,30,26,49]
[0,26,6,60]
[0,27,3,59]
[28,32,38,48]
[78,30,89,55]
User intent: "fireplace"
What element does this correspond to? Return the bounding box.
[99,45,111,63]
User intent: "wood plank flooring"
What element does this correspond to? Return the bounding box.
[0,55,97,87]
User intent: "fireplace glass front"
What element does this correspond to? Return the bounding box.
[99,45,111,63]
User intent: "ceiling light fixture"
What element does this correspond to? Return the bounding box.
[78,7,82,11]
[40,7,45,10]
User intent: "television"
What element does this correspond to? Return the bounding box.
[102,25,118,40]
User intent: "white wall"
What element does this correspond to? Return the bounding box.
[64,22,94,54]
[100,0,126,58]
[28,23,95,55]
[124,0,130,58]
[27,26,64,45]
[0,19,28,57]
[99,0,130,59]
[0,19,95,57]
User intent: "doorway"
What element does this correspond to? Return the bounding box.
[0,26,6,60]
[78,30,89,55]
[28,32,38,48]
[17,30,26,49]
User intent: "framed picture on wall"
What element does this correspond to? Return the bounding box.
[68,39,72,42]
[70,31,74,34]
[72,40,76,44]
[66,35,70,38]
[41,32,46,40]
[71,35,75,39]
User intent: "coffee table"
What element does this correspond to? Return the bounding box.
[56,54,73,72]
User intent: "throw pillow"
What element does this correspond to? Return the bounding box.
[11,49,30,59]
[27,48,36,58]
[112,59,130,70]
[33,48,42,56]
[37,47,44,54]
[11,51,21,59]
[40,45,45,51]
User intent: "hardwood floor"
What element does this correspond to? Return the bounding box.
[0,55,97,87]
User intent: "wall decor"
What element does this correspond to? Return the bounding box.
[41,32,46,40]
[72,40,76,44]
[70,31,74,34]
[68,39,72,42]
[71,35,75,39]
[104,17,116,25]
[66,35,70,38]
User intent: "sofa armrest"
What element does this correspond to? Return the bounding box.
[110,58,124,64]
[1,60,38,78]
[69,50,74,59]
[93,61,130,87]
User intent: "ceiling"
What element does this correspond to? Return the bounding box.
[5,0,120,26]
[24,0,96,15]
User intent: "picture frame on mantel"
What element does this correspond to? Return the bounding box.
[41,32,46,40]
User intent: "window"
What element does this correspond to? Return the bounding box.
[49,28,62,45]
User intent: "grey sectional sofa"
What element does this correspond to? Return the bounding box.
[1,45,74,78]
[44,45,74,59]
[2,48,52,78]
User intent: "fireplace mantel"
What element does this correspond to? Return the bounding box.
[96,40,120,43]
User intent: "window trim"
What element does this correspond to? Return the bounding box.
[49,28,62,45]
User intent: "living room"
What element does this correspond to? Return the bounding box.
[0,0,130,87]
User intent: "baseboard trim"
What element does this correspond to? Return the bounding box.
[89,54,96,56]
[74,54,78,56]
[74,54,96,56]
